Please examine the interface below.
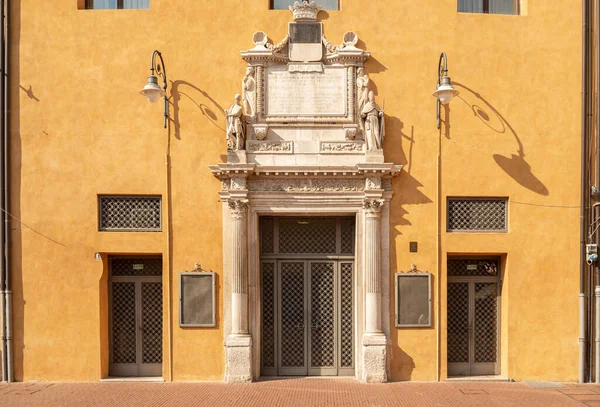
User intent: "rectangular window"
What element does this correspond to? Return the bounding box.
[99,195,162,231]
[271,0,339,10]
[458,0,518,15]
[447,198,508,232]
[395,273,432,328]
[86,0,149,9]
[179,272,216,327]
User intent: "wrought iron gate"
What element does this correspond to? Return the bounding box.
[260,217,355,377]
[447,258,500,376]
[109,257,163,377]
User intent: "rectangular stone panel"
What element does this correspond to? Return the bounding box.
[265,65,346,116]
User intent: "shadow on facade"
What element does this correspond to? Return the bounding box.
[170,80,226,141]
[453,82,549,196]
[384,115,433,229]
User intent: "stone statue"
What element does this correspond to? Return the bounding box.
[242,67,256,117]
[356,67,369,134]
[225,94,246,150]
[360,91,384,151]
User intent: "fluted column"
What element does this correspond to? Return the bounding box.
[229,199,248,334]
[362,198,387,383]
[225,198,252,383]
[364,198,383,333]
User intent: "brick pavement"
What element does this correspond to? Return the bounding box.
[0,379,599,407]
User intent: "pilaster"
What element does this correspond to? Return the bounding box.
[225,197,253,383]
[361,197,388,383]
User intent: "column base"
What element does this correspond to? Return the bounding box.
[361,333,388,383]
[225,334,253,383]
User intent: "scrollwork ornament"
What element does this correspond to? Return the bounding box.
[229,199,248,219]
[363,199,384,214]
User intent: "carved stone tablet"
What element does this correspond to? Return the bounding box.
[265,65,346,116]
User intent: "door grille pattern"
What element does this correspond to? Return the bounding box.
[141,282,163,364]
[340,263,353,368]
[279,218,336,253]
[474,283,498,363]
[447,198,507,232]
[447,282,469,364]
[281,262,305,367]
[112,282,137,364]
[262,262,276,368]
[261,218,274,254]
[111,258,163,276]
[341,218,355,254]
[448,259,499,277]
[310,263,335,368]
[100,196,161,231]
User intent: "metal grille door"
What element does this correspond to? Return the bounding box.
[447,259,500,376]
[309,262,336,375]
[261,217,355,377]
[279,261,307,375]
[109,258,163,377]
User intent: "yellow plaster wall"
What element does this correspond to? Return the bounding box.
[12,0,580,381]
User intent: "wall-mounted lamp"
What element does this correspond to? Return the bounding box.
[139,50,168,129]
[432,52,458,129]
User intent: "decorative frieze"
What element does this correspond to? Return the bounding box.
[247,140,293,153]
[320,141,364,154]
[248,178,364,192]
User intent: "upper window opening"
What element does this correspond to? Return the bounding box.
[86,0,149,9]
[458,0,519,15]
[270,0,339,10]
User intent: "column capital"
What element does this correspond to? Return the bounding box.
[229,199,248,219]
[363,198,384,215]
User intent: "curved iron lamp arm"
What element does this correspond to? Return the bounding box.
[150,50,168,129]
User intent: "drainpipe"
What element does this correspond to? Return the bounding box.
[0,0,5,383]
[581,0,590,384]
[4,0,11,382]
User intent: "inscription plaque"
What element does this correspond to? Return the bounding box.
[266,66,346,116]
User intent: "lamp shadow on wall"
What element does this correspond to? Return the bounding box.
[19,85,38,102]
[170,80,226,142]
[453,82,549,196]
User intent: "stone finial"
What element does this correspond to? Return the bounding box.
[289,1,322,21]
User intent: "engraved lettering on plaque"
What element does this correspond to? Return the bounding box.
[265,66,346,116]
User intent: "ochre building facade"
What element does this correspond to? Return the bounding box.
[6,0,581,382]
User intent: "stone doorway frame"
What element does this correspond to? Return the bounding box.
[212,163,401,382]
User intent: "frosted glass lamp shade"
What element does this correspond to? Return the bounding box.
[432,76,459,105]
[140,75,164,103]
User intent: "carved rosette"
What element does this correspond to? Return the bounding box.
[363,199,384,216]
[229,199,248,220]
